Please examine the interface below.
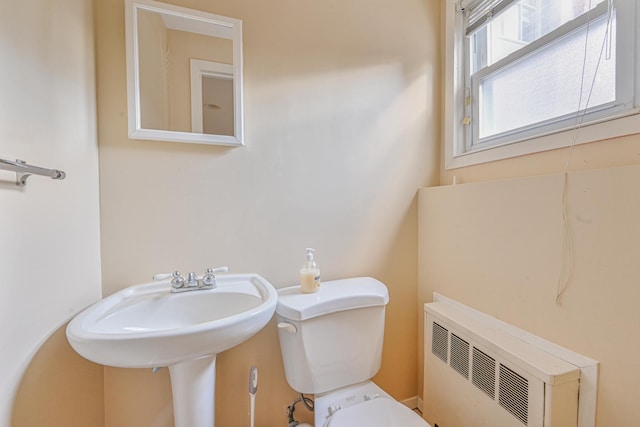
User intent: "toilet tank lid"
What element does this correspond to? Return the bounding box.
[276,277,389,321]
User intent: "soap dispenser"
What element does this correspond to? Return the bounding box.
[300,248,320,293]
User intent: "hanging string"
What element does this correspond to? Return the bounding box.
[556,1,614,305]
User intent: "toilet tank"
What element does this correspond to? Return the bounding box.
[276,277,389,394]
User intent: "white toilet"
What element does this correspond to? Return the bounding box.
[276,277,431,427]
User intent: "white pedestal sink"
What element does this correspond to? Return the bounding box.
[66,273,277,427]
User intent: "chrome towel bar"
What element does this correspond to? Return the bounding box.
[0,158,66,187]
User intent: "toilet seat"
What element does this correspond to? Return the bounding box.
[323,397,429,427]
[314,381,431,427]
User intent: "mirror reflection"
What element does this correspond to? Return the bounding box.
[125,0,243,146]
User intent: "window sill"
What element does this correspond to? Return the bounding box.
[444,110,640,170]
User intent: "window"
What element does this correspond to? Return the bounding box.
[444,0,640,169]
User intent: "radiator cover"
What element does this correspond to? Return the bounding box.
[424,301,581,427]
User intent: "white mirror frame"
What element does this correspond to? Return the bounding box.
[124,0,244,146]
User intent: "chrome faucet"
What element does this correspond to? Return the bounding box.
[153,267,229,293]
[187,272,199,287]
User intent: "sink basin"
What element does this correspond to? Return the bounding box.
[66,273,277,427]
[67,273,277,368]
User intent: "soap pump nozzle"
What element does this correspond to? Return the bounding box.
[304,248,316,268]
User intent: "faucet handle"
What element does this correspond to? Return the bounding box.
[153,271,185,289]
[201,266,229,287]
[207,266,229,274]
[153,272,173,281]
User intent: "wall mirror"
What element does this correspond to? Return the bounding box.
[125,0,244,146]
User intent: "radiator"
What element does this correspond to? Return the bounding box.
[424,300,584,427]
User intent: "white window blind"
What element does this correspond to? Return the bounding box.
[463,0,518,35]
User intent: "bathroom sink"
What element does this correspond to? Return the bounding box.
[66,273,277,368]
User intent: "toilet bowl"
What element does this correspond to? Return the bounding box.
[314,380,426,427]
[276,277,431,427]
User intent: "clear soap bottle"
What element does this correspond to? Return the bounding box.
[300,248,320,293]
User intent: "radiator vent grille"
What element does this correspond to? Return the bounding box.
[499,364,529,425]
[432,322,448,363]
[430,321,531,425]
[472,347,496,399]
[450,334,470,379]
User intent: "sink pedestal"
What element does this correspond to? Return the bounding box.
[169,355,217,427]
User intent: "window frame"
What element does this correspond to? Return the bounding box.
[444,0,640,170]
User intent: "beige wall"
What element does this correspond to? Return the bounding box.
[0,0,103,426]
[96,0,440,426]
